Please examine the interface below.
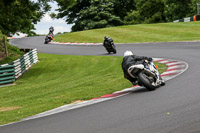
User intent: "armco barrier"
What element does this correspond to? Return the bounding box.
[13,49,38,79]
[0,65,15,84]
[0,48,38,85]
[173,14,200,22]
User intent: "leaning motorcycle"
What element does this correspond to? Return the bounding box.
[128,61,162,91]
[103,37,117,54]
[44,33,54,44]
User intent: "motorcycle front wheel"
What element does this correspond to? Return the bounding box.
[138,71,157,91]
[112,44,117,54]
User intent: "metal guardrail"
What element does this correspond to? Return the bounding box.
[0,65,15,84]
[173,14,200,22]
[0,48,38,85]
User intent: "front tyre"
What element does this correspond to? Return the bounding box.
[112,44,117,54]
[138,71,157,91]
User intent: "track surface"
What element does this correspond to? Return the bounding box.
[1,36,200,133]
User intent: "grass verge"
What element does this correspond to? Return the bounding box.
[54,21,200,43]
[0,53,167,125]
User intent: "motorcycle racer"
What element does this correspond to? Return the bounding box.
[49,26,54,34]
[121,51,165,86]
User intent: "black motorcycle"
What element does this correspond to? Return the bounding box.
[103,36,117,54]
[44,33,54,44]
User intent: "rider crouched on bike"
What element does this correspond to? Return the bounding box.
[121,51,165,86]
[49,26,54,34]
[103,36,114,48]
[48,26,54,37]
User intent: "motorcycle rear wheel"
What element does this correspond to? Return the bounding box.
[138,71,157,91]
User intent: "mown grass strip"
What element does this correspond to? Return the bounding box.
[54,22,200,43]
[0,53,167,125]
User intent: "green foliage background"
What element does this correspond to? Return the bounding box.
[0,0,52,36]
[1,0,200,34]
[55,0,200,31]
[71,0,123,31]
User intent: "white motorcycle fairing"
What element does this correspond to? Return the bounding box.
[127,64,144,78]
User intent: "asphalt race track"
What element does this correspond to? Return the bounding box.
[1,36,200,133]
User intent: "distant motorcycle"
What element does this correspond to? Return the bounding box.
[44,33,54,44]
[128,61,163,91]
[103,36,116,54]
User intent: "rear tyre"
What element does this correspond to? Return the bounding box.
[138,71,157,91]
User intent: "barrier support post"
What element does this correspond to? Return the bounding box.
[3,36,8,57]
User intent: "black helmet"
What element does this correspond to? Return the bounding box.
[49,26,54,32]
[104,36,109,40]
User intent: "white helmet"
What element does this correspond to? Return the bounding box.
[124,51,133,57]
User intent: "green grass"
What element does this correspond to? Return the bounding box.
[0,53,23,65]
[0,53,167,125]
[54,21,200,43]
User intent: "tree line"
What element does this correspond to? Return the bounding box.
[0,0,52,36]
[0,0,200,36]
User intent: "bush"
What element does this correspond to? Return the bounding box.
[0,31,24,65]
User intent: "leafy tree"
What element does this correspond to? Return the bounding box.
[0,0,52,36]
[124,0,164,24]
[113,0,136,20]
[55,0,90,24]
[124,10,140,24]
[55,0,135,31]
[163,0,193,22]
[188,0,200,15]
[71,0,123,31]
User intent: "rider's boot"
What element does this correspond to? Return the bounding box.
[157,76,165,86]
[132,81,138,86]
[160,79,165,86]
